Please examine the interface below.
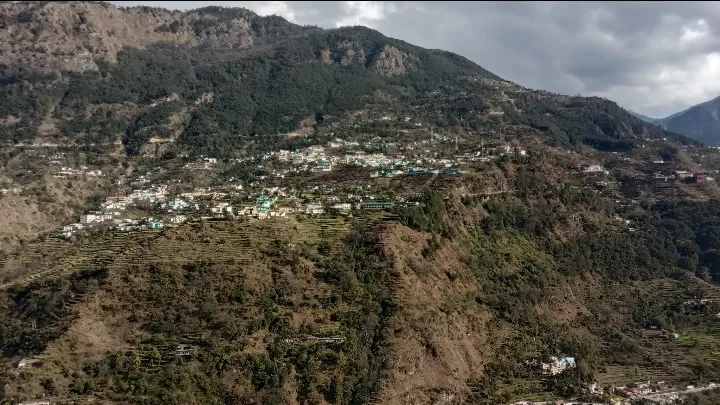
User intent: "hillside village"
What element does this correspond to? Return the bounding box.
[2,71,720,405]
[52,136,523,237]
[44,132,718,240]
[4,2,720,403]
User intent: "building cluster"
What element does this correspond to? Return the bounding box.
[48,136,532,239]
[540,356,577,376]
[645,170,711,188]
[53,166,103,178]
[57,175,420,238]
[576,164,608,174]
[268,138,526,175]
[613,381,671,400]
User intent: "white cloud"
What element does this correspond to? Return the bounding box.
[251,1,295,20]
[681,19,709,43]
[336,1,395,28]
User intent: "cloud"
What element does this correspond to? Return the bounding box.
[110,1,720,118]
[336,1,396,28]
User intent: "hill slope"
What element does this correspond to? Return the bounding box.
[3,172,720,404]
[3,3,720,404]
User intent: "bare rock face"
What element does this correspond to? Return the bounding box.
[197,17,253,51]
[318,41,367,66]
[370,45,416,77]
[320,48,332,64]
[0,1,253,74]
[337,40,366,65]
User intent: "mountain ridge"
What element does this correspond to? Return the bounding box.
[631,96,720,146]
[0,0,697,159]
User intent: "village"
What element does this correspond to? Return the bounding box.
[512,355,720,404]
[510,381,720,404]
[50,136,719,240]
[54,136,530,238]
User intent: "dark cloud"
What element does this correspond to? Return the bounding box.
[111,1,720,118]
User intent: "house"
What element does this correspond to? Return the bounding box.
[173,345,193,356]
[305,203,325,215]
[255,196,275,213]
[675,170,693,179]
[693,172,706,182]
[578,164,604,173]
[80,213,113,224]
[211,203,230,214]
[277,207,296,215]
[102,201,126,210]
[169,215,187,224]
[653,173,675,182]
[168,198,188,211]
[148,219,164,229]
[17,358,41,369]
[408,167,430,175]
[331,203,353,211]
[540,356,576,375]
[358,201,395,210]
[277,150,291,161]
[80,214,98,224]
[312,161,332,172]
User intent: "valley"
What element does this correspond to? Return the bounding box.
[2,2,720,405]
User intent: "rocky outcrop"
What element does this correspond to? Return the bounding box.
[196,17,253,51]
[319,40,367,66]
[0,1,253,74]
[370,45,416,77]
[337,40,366,65]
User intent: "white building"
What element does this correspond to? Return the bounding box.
[312,161,332,172]
[169,215,187,224]
[305,203,325,215]
[540,357,576,375]
[80,214,112,224]
[578,164,605,173]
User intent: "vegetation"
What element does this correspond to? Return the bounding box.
[0,219,396,404]
[0,267,108,357]
[1,4,719,404]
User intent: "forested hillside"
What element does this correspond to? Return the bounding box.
[0,1,692,159]
[2,2,720,405]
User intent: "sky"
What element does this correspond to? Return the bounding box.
[110,1,720,118]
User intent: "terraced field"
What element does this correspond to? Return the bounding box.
[595,278,720,387]
[0,231,161,288]
[0,214,401,289]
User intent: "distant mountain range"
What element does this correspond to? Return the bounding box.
[630,97,720,146]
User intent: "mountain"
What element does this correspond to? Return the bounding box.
[652,96,720,146]
[4,2,720,405]
[0,1,502,157]
[0,1,696,159]
[628,110,658,124]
